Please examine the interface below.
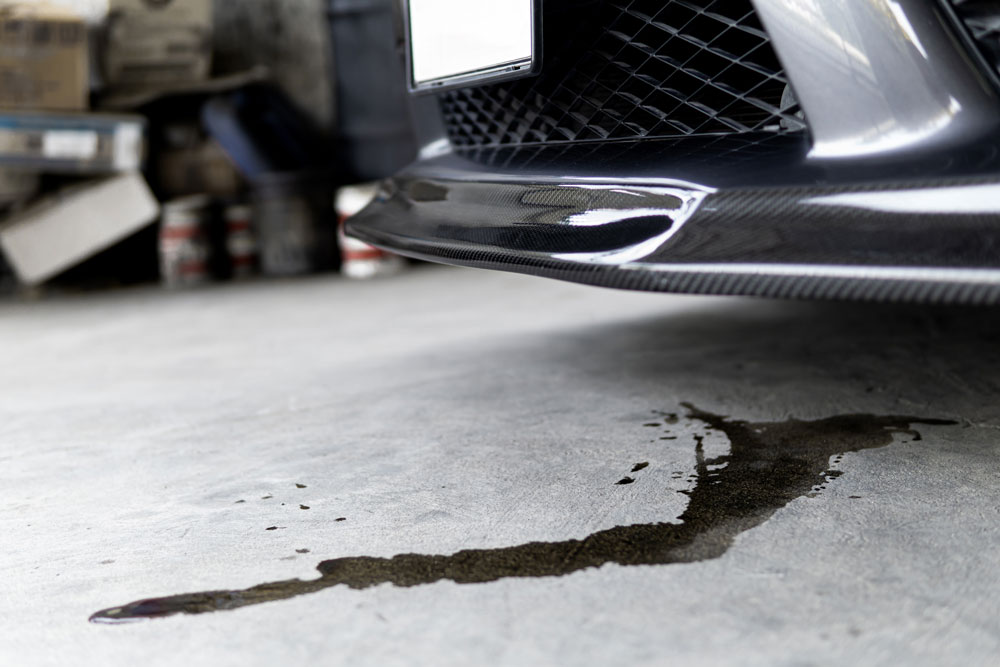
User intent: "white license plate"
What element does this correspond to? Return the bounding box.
[406,0,538,93]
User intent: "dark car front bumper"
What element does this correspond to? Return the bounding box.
[347,0,1000,303]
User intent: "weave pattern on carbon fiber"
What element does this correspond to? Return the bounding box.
[950,0,1000,77]
[439,0,806,150]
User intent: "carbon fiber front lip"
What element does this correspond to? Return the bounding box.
[347,169,1000,304]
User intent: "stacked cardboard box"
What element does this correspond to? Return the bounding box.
[0,172,159,285]
[104,0,212,90]
[0,4,89,112]
[0,3,157,287]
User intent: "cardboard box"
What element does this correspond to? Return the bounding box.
[0,4,89,111]
[0,171,159,285]
[104,0,212,89]
[0,110,145,173]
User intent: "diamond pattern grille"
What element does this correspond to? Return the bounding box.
[439,0,804,149]
[950,0,1000,76]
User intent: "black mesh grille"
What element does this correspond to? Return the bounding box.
[439,0,804,149]
[949,0,1000,76]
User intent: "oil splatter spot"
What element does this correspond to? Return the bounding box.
[335,518,347,522]
[656,412,679,424]
[261,496,273,500]
[90,405,953,624]
[234,500,246,504]
[296,484,308,489]
[296,549,310,554]
[300,505,310,510]
[643,423,660,428]
[631,462,649,473]
[616,477,636,485]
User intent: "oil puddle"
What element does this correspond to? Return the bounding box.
[90,404,953,624]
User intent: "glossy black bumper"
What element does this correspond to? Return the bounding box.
[347,0,1000,303]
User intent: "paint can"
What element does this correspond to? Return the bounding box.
[224,203,256,279]
[335,183,405,279]
[159,194,211,288]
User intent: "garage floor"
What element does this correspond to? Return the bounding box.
[3,265,999,666]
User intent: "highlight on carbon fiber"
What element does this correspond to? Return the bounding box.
[439,0,806,149]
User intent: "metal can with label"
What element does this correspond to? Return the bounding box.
[224,203,256,279]
[336,183,405,279]
[159,194,211,288]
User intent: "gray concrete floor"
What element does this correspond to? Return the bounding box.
[2,265,999,666]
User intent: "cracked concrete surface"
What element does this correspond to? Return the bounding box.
[2,266,998,665]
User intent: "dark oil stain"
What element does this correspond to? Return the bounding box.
[653,412,679,424]
[234,500,246,504]
[296,549,310,554]
[643,423,661,428]
[616,477,636,485]
[90,405,953,624]
[300,505,310,510]
[335,518,347,522]
[631,462,649,473]
[296,484,308,489]
[261,495,273,500]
